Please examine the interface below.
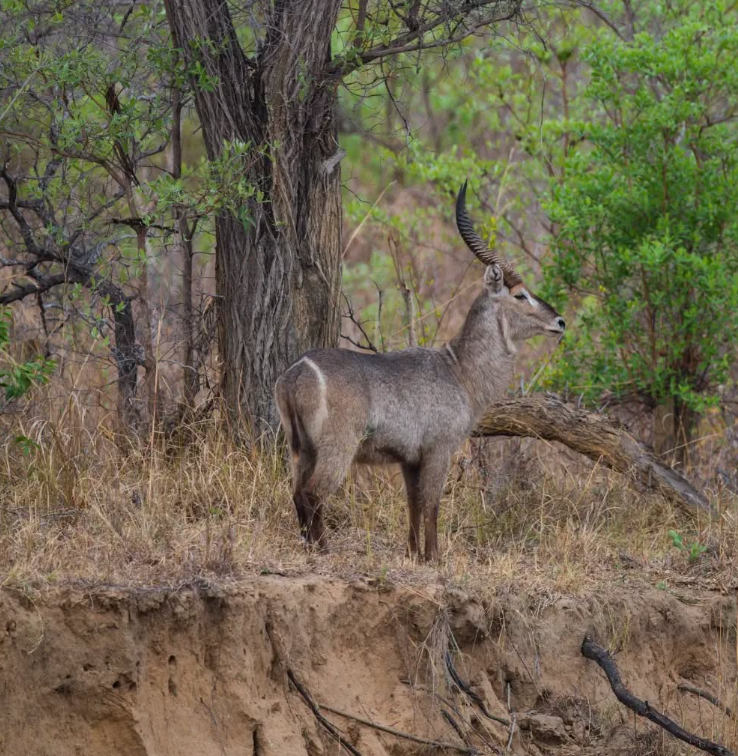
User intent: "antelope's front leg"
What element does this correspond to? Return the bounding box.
[418,452,452,563]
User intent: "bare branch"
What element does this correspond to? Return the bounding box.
[340,292,378,352]
[677,683,736,719]
[330,0,521,79]
[474,394,712,516]
[0,164,44,256]
[582,638,733,756]
[0,272,73,305]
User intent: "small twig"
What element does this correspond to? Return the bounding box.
[342,180,395,258]
[374,282,385,352]
[582,638,733,756]
[318,702,479,755]
[445,651,510,726]
[287,669,363,756]
[340,332,377,353]
[442,709,473,748]
[340,292,378,353]
[506,682,516,751]
[678,683,736,719]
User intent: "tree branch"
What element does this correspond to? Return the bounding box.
[582,638,733,756]
[330,0,521,79]
[0,164,44,256]
[0,272,73,305]
[474,394,712,516]
[678,683,736,719]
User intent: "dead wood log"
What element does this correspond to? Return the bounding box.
[581,637,733,756]
[474,395,712,516]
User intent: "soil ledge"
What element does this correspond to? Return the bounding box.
[0,576,735,756]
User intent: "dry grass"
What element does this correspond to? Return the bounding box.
[2,389,737,602]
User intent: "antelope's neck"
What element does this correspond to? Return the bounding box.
[448,316,517,419]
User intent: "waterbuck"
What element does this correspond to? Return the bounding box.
[275,181,566,561]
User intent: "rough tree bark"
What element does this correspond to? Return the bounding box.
[165,0,343,434]
[97,281,141,430]
[164,0,521,435]
[474,395,712,516]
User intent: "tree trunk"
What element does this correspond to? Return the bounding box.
[167,76,199,410]
[653,397,698,469]
[474,395,712,517]
[110,297,140,431]
[165,0,343,435]
[673,395,697,470]
[87,275,141,432]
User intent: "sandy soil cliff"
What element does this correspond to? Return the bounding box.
[0,576,734,756]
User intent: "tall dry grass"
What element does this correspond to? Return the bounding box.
[1,381,736,599]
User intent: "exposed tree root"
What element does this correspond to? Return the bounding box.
[678,682,736,719]
[581,637,733,756]
[318,702,479,755]
[289,666,479,755]
[445,650,510,727]
[287,668,364,756]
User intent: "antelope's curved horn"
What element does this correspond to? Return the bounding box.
[455,180,524,289]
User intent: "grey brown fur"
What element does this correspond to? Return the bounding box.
[275,182,565,561]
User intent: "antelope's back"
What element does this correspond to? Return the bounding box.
[278,347,472,454]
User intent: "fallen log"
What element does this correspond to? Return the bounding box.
[582,637,733,756]
[474,394,712,516]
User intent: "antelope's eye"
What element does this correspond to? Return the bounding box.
[514,294,527,301]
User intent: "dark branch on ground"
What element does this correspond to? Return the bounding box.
[287,668,364,756]
[581,637,733,756]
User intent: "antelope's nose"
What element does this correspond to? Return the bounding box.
[555,317,566,331]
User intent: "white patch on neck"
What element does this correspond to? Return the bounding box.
[445,343,460,366]
[300,357,328,437]
[499,313,517,354]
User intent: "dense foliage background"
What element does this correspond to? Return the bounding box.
[2,0,738,468]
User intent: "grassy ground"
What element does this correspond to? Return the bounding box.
[1,397,735,603]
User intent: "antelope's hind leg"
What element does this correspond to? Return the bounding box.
[401,463,422,559]
[299,441,356,551]
[292,448,316,540]
[418,452,452,563]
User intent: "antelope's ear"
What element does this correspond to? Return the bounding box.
[483,264,504,294]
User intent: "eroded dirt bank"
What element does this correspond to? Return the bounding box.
[0,576,735,756]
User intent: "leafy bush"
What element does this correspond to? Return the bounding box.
[0,310,55,402]
[543,3,738,451]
